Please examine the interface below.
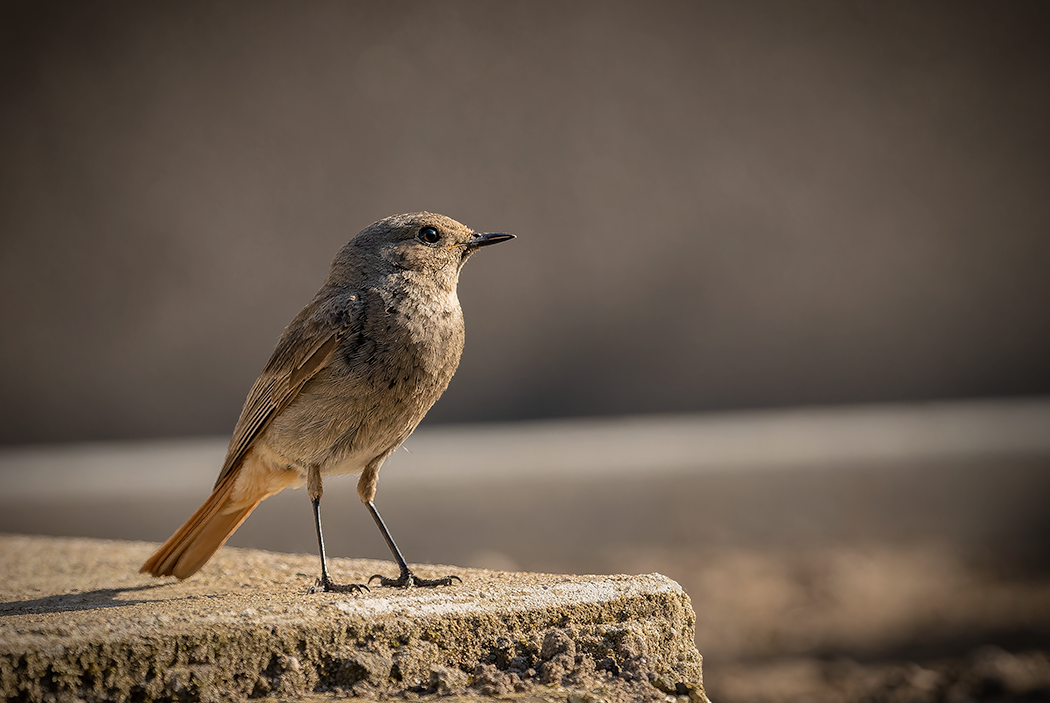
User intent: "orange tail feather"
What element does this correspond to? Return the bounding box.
[140,474,260,579]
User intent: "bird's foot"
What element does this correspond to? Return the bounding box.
[368,569,461,589]
[307,574,369,594]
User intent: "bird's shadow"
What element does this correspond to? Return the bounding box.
[0,583,166,616]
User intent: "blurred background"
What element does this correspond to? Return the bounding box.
[2,2,1049,701]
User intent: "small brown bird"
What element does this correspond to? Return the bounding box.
[141,212,514,591]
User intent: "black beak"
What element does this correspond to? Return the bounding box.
[466,232,516,250]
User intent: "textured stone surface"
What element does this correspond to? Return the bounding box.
[0,535,708,702]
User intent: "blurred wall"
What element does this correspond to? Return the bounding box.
[1,0,1048,444]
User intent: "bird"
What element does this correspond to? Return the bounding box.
[140,212,514,592]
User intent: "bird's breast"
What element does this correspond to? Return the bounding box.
[260,285,465,475]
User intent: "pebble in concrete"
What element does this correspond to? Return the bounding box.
[0,535,709,702]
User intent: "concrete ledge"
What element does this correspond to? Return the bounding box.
[0,535,708,702]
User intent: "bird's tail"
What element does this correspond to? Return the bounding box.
[141,451,302,579]
[140,472,261,579]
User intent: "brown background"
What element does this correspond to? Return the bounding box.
[3,8,1050,698]
[2,1,1049,445]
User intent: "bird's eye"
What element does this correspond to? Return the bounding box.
[417,226,441,244]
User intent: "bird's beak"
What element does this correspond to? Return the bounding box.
[465,232,516,250]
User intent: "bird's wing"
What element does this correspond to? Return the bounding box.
[214,295,355,488]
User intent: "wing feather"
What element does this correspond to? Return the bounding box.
[214,296,353,487]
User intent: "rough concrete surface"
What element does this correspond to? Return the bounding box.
[0,535,708,703]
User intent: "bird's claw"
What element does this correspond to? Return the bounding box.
[307,575,369,594]
[368,571,462,588]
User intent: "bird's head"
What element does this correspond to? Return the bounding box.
[335,212,514,289]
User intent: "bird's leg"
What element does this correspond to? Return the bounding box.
[306,468,367,594]
[365,500,460,588]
